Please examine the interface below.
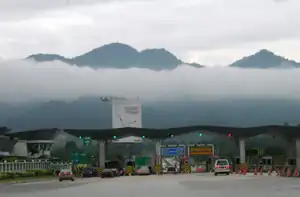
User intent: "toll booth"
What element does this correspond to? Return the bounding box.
[260,156,273,171]
[287,158,296,166]
[188,144,214,172]
[179,156,190,173]
[160,145,185,173]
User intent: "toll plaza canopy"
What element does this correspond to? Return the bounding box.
[4,125,300,141]
[5,128,59,141]
[0,127,10,135]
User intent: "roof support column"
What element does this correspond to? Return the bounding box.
[284,138,296,166]
[97,140,106,168]
[154,140,162,165]
[239,138,246,164]
[296,138,300,169]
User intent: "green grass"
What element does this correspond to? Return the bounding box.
[0,175,57,183]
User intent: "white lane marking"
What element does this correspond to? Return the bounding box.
[12,180,57,186]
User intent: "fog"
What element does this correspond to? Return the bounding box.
[1,59,300,102]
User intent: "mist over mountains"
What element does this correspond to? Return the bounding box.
[1,43,300,131]
[27,43,300,69]
[27,43,203,70]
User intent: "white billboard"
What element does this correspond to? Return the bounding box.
[111,98,142,143]
[112,99,142,128]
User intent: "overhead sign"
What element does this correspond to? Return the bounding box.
[189,146,213,156]
[161,147,185,156]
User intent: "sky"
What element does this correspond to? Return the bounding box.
[1,59,300,102]
[1,0,300,66]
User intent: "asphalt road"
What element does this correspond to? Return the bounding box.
[1,174,300,197]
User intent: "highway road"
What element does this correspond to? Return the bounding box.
[1,174,300,197]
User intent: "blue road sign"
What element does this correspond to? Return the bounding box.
[161,147,185,156]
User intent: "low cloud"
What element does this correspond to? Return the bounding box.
[1,59,300,102]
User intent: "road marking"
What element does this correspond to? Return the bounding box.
[12,180,57,186]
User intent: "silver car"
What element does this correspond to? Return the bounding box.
[213,159,230,176]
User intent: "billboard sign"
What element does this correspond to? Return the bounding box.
[112,99,142,128]
[111,98,142,143]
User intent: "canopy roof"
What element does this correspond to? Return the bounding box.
[5,128,58,140]
[0,127,10,135]
[4,125,300,141]
[63,125,300,140]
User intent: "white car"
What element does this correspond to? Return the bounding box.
[136,166,151,175]
[213,159,230,176]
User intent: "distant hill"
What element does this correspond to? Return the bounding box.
[138,48,182,69]
[27,43,203,70]
[26,54,71,64]
[2,98,300,131]
[229,49,300,68]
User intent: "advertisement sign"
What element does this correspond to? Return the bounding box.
[161,147,185,156]
[189,146,213,156]
[112,99,142,128]
[111,99,142,143]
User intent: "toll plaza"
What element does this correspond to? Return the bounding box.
[160,144,185,173]
[188,144,214,172]
[3,125,300,176]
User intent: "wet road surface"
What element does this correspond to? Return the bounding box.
[2,174,300,197]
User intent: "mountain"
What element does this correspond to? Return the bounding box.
[1,98,300,131]
[27,43,202,70]
[184,62,204,68]
[73,43,139,69]
[229,49,300,68]
[26,54,70,64]
[138,48,182,69]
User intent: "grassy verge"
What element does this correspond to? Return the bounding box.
[0,175,57,183]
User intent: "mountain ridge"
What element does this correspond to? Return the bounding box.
[27,43,203,70]
[27,44,300,69]
[2,98,300,131]
[229,49,300,68]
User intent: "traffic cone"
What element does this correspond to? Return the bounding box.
[254,168,257,176]
[287,168,292,177]
[260,167,263,175]
[293,168,299,177]
[282,167,286,176]
[268,168,272,176]
[239,169,243,175]
[235,168,239,175]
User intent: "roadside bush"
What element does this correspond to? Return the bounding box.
[38,169,53,176]
[0,170,54,180]
[6,172,17,179]
[27,169,53,176]
[17,171,35,177]
[0,173,8,180]
[0,172,18,180]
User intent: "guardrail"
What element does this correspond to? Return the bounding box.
[0,161,72,173]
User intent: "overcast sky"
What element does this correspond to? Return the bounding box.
[1,0,300,66]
